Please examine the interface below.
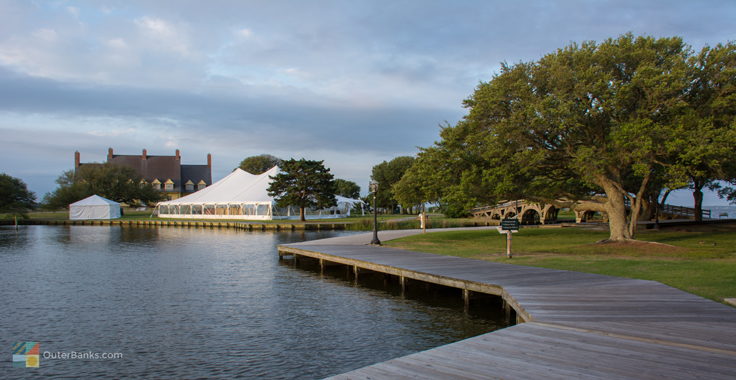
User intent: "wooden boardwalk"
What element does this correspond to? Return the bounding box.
[278,229,736,379]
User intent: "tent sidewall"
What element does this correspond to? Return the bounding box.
[70,204,121,220]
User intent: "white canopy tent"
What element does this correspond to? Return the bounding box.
[69,195,122,220]
[155,166,364,220]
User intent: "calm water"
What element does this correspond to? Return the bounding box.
[1,226,505,379]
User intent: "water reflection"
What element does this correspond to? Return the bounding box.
[1,226,506,379]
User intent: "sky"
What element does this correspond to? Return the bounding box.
[1,0,735,206]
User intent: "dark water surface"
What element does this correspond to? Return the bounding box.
[1,226,505,379]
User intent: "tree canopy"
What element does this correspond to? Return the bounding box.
[42,164,165,209]
[398,34,736,240]
[371,156,415,212]
[0,173,36,216]
[238,154,283,174]
[334,178,361,199]
[266,159,336,221]
[667,42,736,220]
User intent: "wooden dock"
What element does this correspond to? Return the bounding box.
[277,229,736,379]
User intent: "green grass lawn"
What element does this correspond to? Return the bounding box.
[385,224,736,303]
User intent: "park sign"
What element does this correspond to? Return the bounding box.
[497,219,519,259]
[500,218,520,231]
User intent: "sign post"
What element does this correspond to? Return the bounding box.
[498,218,520,258]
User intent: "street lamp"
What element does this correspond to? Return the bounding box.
[370,181,381,245]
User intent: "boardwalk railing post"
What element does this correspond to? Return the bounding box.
[503,299,512,324]
[463,289,471,312]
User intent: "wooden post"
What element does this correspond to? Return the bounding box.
[319,258,325,275]
[506,231,512,259]
[399,276,406,296]
[353,265,359,282]
[503,299,512,324]
[463,289,471,312]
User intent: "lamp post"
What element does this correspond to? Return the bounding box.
[370,181,381,245]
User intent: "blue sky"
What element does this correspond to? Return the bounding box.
[1,0,735,206]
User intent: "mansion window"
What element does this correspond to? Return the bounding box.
[197,180,207,190]
[185,180,194,191]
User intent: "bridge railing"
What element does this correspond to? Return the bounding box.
[470,201,526,214]
[660,204,711,219]
[472,199,712,220]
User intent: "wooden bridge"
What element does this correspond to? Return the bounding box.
[277,229,736,379]
[471,199,711,224]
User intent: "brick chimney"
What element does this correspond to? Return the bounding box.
[142,149,147,160]
[207,153,212,168]
[175,149,180,160]
[74,151,80,168]
[107,147,113,160]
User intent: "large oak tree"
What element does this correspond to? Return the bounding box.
[672,43,736,220]
[408,35,713,241]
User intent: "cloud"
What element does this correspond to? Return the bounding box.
[134,16,191,55]
[0,65,457,195]
[1,0,735,202]
[235,28,253,38]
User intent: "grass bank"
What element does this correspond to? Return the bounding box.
[3,211,493,230]
[385,224,736,303]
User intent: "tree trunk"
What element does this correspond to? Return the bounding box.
[626,170,650,239]
[654,189,672,229]
[597,176,632,241]
[300,206,305,222]
[693,182,704,222]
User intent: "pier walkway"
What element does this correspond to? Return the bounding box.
[278,229,736,379]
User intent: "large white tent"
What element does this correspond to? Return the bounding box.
[69,195,122,220]
[154,166,364,220]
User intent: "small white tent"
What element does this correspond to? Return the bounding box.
[69,195,121,220]
[155,166,364,220]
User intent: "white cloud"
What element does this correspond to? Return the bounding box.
[135,16,173,35]
[134,16,191,56]
[66,6,79,18]
[87,128,137,137]
[236,28,253,38]
[106,38,127,49]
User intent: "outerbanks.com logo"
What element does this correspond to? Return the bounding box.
[12,342,39,368]
[12,342,123,368]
